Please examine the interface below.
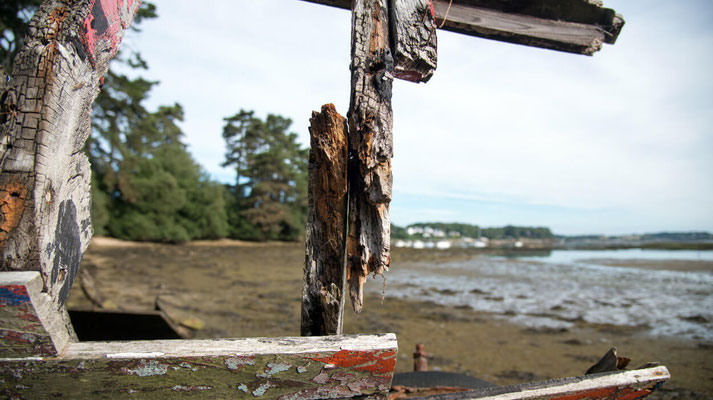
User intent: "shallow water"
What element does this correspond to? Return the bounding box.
[379,249,713,341]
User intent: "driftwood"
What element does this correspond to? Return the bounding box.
[300,0,624,55]
[0,0,140,337]
[302,104,349,335]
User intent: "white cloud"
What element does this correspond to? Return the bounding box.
[123,0,713,234]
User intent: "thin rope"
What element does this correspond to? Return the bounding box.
[439,0,453,28]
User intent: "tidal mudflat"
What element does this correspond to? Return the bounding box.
[67,239,713,399]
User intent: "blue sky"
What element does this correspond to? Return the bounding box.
[119,0,713,235]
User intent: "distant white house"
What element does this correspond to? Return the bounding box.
[407,226,424,235]
[412,240,425,249]
[436,240,451,249]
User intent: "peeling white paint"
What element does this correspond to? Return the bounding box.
[257,362,291,378]
[252,382,273,397]
[126,360,168,377]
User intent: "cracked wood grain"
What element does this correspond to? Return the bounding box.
[0,0,140,337]
[345,0,438,314]
[347,0,394,314]
[302,104,349,336]
[390,0,438,83]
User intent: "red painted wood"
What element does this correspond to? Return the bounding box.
[82,0,138,62]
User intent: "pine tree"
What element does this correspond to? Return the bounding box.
[222,111,308,241]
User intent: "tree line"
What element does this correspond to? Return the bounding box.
[2,1,307,242]
[392,222,554,240]
[3,3,559,244]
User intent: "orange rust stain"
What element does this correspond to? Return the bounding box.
[369,5,387,55]
[39,7,69,88]
[0,181,29,246]
[307,350,396,375]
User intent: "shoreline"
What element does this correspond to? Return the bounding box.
[67,239,713,398]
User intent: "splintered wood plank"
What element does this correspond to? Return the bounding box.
[302,104,349,336]
[347,0,394,314]
[413,366,669,400]
[432,1,606,56]
[390,0,438,83]
[0,333,398,399]
[0,271,72,357]
[299,0,624,55]
[0,0,140,336]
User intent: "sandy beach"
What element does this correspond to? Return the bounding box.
[67,239,713,399]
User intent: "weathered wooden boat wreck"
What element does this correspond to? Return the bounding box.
[0,0,669,398]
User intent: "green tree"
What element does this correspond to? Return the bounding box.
[0,0,42,71]
[95,100,228,242]
[222,110,308,241]
[3,1,228,242]
[84,2,227,242]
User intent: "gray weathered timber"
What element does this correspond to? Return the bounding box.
[398,366,669,400]
[0,333,398,399]
[0,271,72,357]
[0,0,140,337]
[299,0,624,55]
[347,0,394,314]
[302,104,349,336]
[390,0,438,83]
[433,1,605,56]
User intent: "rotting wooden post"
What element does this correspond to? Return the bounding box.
[346,0,437,313]
[0,0,140,336]
[302,104,349,336]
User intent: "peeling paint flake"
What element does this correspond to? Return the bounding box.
[257,362,291,378]
[307,349,396,375]
[171,385,213,392]
[225,355,255,370]
[252,382,273,397]
[124,360,168,377]
[237,384,248,393]
[0,286,31,307]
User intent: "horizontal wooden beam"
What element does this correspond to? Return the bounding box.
[0,333,397,399]
[299,0,623,55]
[417,366,669,400]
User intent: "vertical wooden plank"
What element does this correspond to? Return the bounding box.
[347,0,394,314]
[390,0,438,83]
[0,271,72,357]
[302,104,349,336]
[0,0,140,335]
